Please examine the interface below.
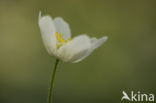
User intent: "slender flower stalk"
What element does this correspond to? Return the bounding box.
[48,59,59,103]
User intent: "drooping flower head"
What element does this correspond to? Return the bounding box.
[38,12,108,63]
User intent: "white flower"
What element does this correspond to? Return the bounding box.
[38,12,108,63]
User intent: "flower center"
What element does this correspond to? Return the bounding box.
[56,32,71,49]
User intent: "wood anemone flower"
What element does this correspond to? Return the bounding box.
[38,12,108,63]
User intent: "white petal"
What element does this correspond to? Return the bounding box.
[53,17,71,40]
[91,36,108,50]
[57,35,91,63]
[72,36,108,63]
[38,12,57,55]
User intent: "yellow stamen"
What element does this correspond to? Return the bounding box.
[56,32,71,48]
[65,40,68,44]
[68,38,71,41]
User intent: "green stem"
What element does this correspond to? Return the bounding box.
[48,59,59,103]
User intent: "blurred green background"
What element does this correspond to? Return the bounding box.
[0,0,156,103]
